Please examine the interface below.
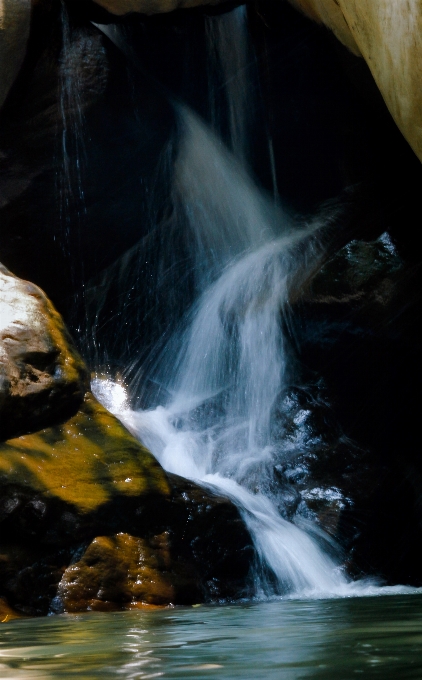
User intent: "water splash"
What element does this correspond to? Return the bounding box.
[92,105,422,594]
[92,99,353,596]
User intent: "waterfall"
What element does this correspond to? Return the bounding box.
[57,0,93,327]
[205,5,250,162]
[93,104,350,596]
[90,8,358,597]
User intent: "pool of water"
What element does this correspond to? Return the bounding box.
[1,595,422,679]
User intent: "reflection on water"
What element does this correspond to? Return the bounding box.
[1,596,422,679]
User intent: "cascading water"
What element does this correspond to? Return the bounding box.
[205,4,250,162]
[91,9,419,599]
[93,106,349,596]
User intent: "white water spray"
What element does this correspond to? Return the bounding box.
[93,104,352,596]
[67,0,422,603]
[91,10,422,599]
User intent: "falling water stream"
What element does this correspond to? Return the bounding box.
[92,108,421,598]
[92,101,345,596]
[92,108,417,599]
[91,11,422,599]
[2,7,422,680]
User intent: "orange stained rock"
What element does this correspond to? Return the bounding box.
[0,393,170,513]
[58,532,182,611]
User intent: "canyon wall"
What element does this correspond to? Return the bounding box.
[290,0,422,162]
[0,0,31,109]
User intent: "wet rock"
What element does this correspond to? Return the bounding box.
[288,0,422,162]
[290,233,422,583]
[298,232,404,353]
[0,391,170,513]
[270,385,367,534]
[0,270,253,616]
[0,392,254,616]
[0,0,31,110]
[57,532,196,611]
[0,264,89,440]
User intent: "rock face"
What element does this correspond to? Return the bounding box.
[0,392,254,615]
[0,0,31,109]
[90,0,225,16]
[0,270,255,617]
[289,0,422,163]
[0,264,89,440]
[291,232,422,584]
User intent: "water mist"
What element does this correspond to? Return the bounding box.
[91,9,417,599]
[93,103,350,596]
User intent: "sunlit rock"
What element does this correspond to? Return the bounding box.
[0,391,254,616]
[0,269,253,616]
[0,264,89,440]
[57,532,195,611]
[0,392,170,511]
[0,0,31,110]
[91,0,225,16]
[288,0,422,162]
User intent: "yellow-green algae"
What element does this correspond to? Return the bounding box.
[0,392,170,513]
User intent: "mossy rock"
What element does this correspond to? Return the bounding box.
[0,392,170,513]
[0,393,254,616]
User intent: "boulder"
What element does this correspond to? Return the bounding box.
[0,0,31,110]
[288,0,422,162]
[0,393,254,615]
[0,268,254,616]
[0,264,89,440]
[57,532,195,611]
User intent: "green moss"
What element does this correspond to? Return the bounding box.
[0,393,170,513]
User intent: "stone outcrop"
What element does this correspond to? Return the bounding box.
[0,264,89,440]
[0,269,254,617]
[58,532,195,611]
[0,0,31,110]
[288,1,422,163]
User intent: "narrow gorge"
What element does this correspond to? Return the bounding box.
[1,1,422,675]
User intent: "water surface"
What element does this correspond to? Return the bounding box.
[1,595,422,679]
